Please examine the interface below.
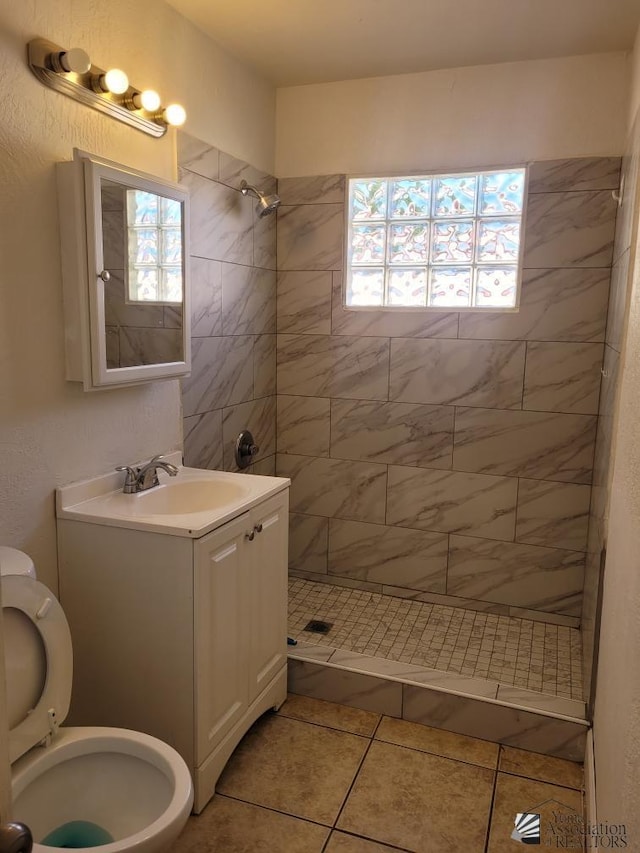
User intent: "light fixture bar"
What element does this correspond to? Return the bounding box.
[27,38,167,138]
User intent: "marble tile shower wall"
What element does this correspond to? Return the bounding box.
[178,132,277,476]
[582,123,640,699]
[276,158,620,626]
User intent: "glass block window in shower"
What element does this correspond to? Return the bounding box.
[345,168,527,310]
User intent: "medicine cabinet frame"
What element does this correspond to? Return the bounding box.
[57,149,191,391]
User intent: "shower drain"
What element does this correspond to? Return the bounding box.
[303,619,334,634]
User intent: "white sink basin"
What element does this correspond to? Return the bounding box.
[102,479,251,516]
[56,456,290,538]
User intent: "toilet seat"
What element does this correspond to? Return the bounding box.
[3,574,73,763]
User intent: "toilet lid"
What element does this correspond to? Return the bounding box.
[2,575,72,763]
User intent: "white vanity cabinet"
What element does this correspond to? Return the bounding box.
[193,494,288,795]
[57,487,288,813]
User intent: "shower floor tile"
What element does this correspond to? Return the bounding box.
[288,578,584,702]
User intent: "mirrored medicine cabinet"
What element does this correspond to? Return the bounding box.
[57,150,191,390]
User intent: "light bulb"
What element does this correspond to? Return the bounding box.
[139,89,161,112]
[163,103,186,127]
[102,68,129,95]
[55,48,91,74]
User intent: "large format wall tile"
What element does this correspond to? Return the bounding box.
[606,248,630,352]
[251,455,276,476]
[180,134,276,513]
[253,206,277,270]
[277,334,390,400]
[289,513,329,573]
[528,157,621,194]
[254,334,276,398]
[523,190,617,268]
[190,256,222,337]
[447,535,584,615]
[386,466,517,541]
[328,518,447,591]
[278,175,346,205]
[218,151,277,195]
[402,686,586,761]
[332,275,459,338]
[182,336,254,416]
[180,170,253,265]
[330,400,454,469]
[523,342,603,414]
[389,339,525,408]
[458,268,610,342]
[278,396,331,457]
[277,454,387,523]
[288,659,402,717]
[516,479,590,551]
[222,396,276,471]
[221,263,276,335]
[453,407,597,483]
[183,409,223,470]
[592,344,620,489]
[277,204,344,270]
[177,133,219,180]
[277,271,333,335]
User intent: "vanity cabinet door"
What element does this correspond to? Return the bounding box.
[194,512,250,765]
[247,492,289,703]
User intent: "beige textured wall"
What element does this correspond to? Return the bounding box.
[593,23,640,838]
[0,0,274,593]
[276,53,629,177]
[0,0,274,813]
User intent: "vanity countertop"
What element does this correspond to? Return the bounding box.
[56,452,289,538]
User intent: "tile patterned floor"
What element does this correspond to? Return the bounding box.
[173,694,585,852]
[288,578,584,700]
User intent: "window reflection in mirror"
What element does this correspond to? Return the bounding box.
[100,179,185,370]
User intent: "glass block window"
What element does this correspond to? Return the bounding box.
[346,168,526,309]
[126,190,183,303]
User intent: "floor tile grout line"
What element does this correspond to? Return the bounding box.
[275,709,378,740]
[326,827,414,852]
[372,734,502,774]
[320,713,385,851]
[330,728,379,834]
[497,767,585,793]
[215,791,335,831]
[483,752,501,853]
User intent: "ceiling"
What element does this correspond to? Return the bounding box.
[167,0,640,87]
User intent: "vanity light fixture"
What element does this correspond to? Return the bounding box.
[27,38,187,138]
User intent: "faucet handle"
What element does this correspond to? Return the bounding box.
[115,465,138,494]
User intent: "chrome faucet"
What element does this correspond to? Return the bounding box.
[116,455,179,494]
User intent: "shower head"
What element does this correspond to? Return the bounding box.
[240,180,281,217]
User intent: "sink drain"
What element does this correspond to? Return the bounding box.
[303,619,333,634]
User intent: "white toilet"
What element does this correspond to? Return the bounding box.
[1,546,193,852]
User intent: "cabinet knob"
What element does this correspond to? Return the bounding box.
[254,523,263,534]
[245,530,255,541]
[99,269,111,283]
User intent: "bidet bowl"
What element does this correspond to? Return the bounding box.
[11,727,193,853]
